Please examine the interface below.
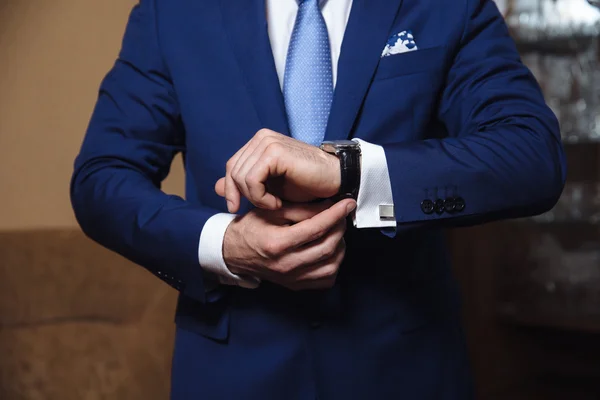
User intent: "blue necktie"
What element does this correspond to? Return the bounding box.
[283,0,333,146]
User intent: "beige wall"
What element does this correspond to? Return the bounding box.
[0,0,185,230]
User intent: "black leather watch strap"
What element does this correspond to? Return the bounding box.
[320,140,361,201]
[337,148,361,201]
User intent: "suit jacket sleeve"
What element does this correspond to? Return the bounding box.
[70,0,211,303]
[382,0,566,232]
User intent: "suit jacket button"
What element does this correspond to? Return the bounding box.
[434,199,445,215]
[421,199,434,214]
[445,197,456,213]
[455,197,466,212]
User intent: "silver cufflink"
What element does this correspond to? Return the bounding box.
[379,204,395,220]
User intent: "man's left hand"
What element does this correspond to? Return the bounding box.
[215,129,341,213]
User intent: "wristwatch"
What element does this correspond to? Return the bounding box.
[319,140,361,201]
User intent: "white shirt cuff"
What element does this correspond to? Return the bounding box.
[198,213,261,289]
[352,138,396,229]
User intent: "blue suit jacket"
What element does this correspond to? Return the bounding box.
[71,0,566,398]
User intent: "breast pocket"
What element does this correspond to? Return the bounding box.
[373,46,447,81]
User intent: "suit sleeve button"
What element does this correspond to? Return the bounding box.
[421,199,434,214]
[454,197,466,212]
[434,199,445,214]
[444,197,456,213]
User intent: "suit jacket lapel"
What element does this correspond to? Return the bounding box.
[324,0,404,141]
[218,0,290,136]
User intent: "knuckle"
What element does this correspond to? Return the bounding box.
[253,197,270,210]
[305,223,327,243]
[271,264,286,276]
[265,141,283,156]
[322,264,338,278]
[225,159,235,172]
[278,261,295,275]
[261,135,276,145]
[314,224,328,240]
[260,239,278,258]
[263,242,279,258]
[263,238,286,258]
[256,128,271,139]
[244,175,255,189]
[321,243,337,260]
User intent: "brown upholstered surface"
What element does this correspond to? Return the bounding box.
[0,229,178,399]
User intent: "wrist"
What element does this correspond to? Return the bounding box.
[325,152,342,197]
[222,217,241,273]
[319,140,361,201]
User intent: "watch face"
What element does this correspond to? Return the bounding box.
[321,140,359,150]
[336,140,359,148]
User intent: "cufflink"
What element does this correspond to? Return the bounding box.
[379,204,395,220]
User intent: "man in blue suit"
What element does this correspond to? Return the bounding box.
[71,0,566,398]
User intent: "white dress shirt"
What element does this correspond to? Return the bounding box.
[198,0,395,288]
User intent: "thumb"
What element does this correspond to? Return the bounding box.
[336,198,357,218]
[277,200,334,224]
[283,199,357,249]
[215,177,226,197]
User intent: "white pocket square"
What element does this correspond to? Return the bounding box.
[381,30,419,57]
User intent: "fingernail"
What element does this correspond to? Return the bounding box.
[227,200,234,213]
[346,202,357,215]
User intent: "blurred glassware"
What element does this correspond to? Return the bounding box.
[507,0,600,143]
[497,0,600,331]
[527,233,600,317]
[494,0,509,16]
[531,182,600,223]
[507,0,600,47]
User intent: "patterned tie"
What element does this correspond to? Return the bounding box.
[283,0,333,146]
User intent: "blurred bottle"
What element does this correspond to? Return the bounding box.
[506,0,600,143]
[496,0,600,330]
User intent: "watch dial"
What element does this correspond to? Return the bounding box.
[323,140,359,149]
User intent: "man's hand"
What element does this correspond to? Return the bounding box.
[223,198,355,291]
[215,129,341,213]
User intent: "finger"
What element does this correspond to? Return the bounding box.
[290,239,346,282]
[215,177,226,197]
[235,139,278,209]
[278,220,345,270]
[283,247,344,291]
[228,133,273,210]
[280,198,356,249]
[225,149,245,213]
[245,141,293,210]
[271,239,343,291]
[229,149,255,207]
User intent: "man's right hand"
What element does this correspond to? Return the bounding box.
[223,199,356,291]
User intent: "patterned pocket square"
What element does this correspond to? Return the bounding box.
[381,30,418,57]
